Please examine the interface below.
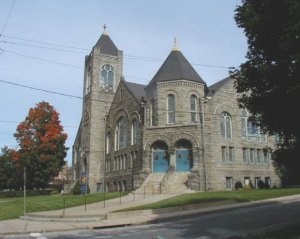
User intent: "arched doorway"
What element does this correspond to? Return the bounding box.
[175,139,193,172]
[152,141,169,173]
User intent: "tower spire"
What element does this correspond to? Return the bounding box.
[172,37,180,51]
[103,24,108,35]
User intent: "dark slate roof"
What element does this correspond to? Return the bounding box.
[147,50,206,86]
[96,34,119,56]
[207,77,232,96]
[124,81,146,101]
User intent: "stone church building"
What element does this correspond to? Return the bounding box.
[72,29,280,193]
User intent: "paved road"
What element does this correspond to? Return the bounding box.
[3,198,300,239]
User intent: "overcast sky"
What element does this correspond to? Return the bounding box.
[0,0,247,165]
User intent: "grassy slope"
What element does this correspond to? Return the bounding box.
[0,192,127,221]
[117,188,300,212]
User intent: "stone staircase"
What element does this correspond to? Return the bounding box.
[161,172,190,193]
[135,172,192,195]
[135,173,165,195]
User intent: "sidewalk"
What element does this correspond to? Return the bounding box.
[1,193,300,235]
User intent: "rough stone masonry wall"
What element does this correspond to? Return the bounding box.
[104,80,144,191]
[143,80,207,190]
[204,79,280,191]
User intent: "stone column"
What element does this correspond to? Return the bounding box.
[168,149,176,172]
[143,150,151,173]
[191,149,200,170]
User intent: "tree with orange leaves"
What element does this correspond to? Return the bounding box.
[14,102,68,189]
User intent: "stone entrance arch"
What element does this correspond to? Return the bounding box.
[151,141,169,173]
[175,139,193,172]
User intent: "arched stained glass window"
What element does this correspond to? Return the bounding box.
[100,64,114,92]
[220,112,232,138]
[240,110,265,142]
[131,119,138,145]
[115,117,128,150]
[106,132,111,154]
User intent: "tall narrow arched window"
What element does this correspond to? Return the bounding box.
[131,119,138,145]
[241,110,247,136]
[100,64,114,92]
[220,112,232,138]
[150,99,157,126]
[106,132,111,154]
[190,95,197,123]
[115,117,128,150]
[167,94,175,124]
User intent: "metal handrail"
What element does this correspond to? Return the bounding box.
[160,170,169,194]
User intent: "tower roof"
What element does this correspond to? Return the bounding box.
[147,48,206,87]
[96,33,119,56]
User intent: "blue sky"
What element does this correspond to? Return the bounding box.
[0,0,247,165]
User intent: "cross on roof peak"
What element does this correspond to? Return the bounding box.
[103,24,108,35]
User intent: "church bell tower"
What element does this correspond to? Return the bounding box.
[80,25,123,192]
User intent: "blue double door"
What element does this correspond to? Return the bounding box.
[153,149,192,173]
[176,149,192,172]
[153,150,169,173]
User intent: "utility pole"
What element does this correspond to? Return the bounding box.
[103,116,107,207]
[23,166,26,216]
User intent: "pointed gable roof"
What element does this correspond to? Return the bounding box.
[207,77,232,96]
[124,81,146,101]
[96,33,119,56]
[147,49,206,87]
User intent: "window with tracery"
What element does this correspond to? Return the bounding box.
[100,64,114,92]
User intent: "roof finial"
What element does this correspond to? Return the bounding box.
[103,24,108,35]
[172,37,180,51]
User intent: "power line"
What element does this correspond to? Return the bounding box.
[0,47,150,81]
[0,0,16,36]
[0,40,88,54]
[0,78,250,117]
[0,79,141,106]
[0,48,83,69]
[0,34,233,69]
[1,34,89,51]
[0,79,83,99]
[0,120,77,128]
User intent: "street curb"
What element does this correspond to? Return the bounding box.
[105,199,237,219]
[1,194,299,235]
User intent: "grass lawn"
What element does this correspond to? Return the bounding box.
[117,188,300,212]
[0,192,127,221]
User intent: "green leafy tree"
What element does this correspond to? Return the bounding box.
[14,102,68,189]
[233,0,300,185]
[0,146,22,190]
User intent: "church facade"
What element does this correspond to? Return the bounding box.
[72,30,280,193]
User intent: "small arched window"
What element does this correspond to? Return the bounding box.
[100,64,114,92]
[220,112,232,138]
[167,94,175,124]
[115,117,128,150]
[190,95,197,123]
[131,119,138,145]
